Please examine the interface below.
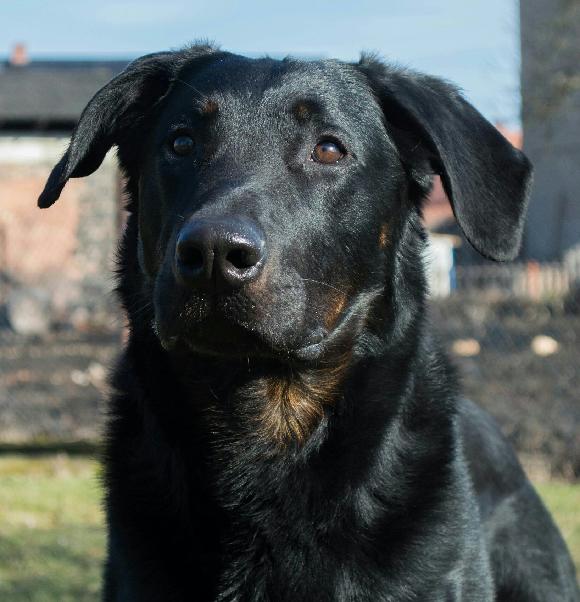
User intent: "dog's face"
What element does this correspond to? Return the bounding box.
[139,56,402,358]
[39,46,532,363]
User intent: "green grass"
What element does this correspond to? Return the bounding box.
[0,455,578,600]
[0,455,104,601]
[536,482,580,577]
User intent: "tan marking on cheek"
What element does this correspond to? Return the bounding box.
[256,356,350,446]
[324,292,348,330]
[379,223,390,249]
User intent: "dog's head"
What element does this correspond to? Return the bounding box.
[39,45,532,363]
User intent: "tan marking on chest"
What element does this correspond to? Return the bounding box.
[257,357,349,446]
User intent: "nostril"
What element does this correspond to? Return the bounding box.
[178,246,204,270]
[226,248,257,270]
[175,218,265,290]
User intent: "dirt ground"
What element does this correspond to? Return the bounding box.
[0,295,578,478]
[431,296,580,479]
[0,330,117,445]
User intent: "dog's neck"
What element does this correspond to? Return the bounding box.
[168,348,353,448]
[123,316,454,468]
[106,309,465,600]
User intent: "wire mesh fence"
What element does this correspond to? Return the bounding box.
[428,247,580,479]
[431,291,579,480]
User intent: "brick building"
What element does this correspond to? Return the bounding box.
[0,46,128,328]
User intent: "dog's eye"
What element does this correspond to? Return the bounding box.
[171,135,195,156]
[311,140,345,164]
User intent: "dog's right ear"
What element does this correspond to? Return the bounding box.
[357,56,533,262]
[38,46,218,208]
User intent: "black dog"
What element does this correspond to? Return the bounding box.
[39,45,579,601]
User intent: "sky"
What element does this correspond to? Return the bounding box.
[2,0,521,126]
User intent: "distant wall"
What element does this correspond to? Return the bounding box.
[0,134,121,327]
[521,0,580,260]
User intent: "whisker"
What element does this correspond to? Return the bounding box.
[172,78,209,107]
[298,277,347,295]
[129,300,153,320]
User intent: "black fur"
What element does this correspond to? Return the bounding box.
[39,45,579,601]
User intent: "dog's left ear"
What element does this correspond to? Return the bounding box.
[38,45,219,209]
[358,57,533,261]
[37,52,180,209]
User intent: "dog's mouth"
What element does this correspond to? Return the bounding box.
[155,305,329,361]
[154,285,381,363]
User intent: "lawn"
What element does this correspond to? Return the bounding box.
[0,455,578,600]
[0,455,104,601]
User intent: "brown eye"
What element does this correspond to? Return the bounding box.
[172,135,194,156]
[312,140,345,164]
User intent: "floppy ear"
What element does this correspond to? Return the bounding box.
[358,57,533,261]
[38,45,218,209]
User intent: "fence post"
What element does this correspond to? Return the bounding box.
[527,260,541,300]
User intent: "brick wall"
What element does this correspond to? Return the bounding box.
[0,135,121,329]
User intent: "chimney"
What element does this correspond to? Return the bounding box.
[10,43,29,67]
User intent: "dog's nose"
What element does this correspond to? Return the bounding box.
[175,217,266,291]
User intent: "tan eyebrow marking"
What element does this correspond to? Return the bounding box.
[201,99,219,115]
[293,102,311,122]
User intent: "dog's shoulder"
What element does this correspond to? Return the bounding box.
[458,397,528,499]
[458,398,580,600]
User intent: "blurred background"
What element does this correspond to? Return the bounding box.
[0,0,578,599]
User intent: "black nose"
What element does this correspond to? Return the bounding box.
[175,217,266,291]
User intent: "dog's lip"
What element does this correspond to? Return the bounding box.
[156,315,261,354]
[156,287,383,361]
[290,319,349,361]
[292,340,325,361]
[158,319,327,361]
[290,286,384,361]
